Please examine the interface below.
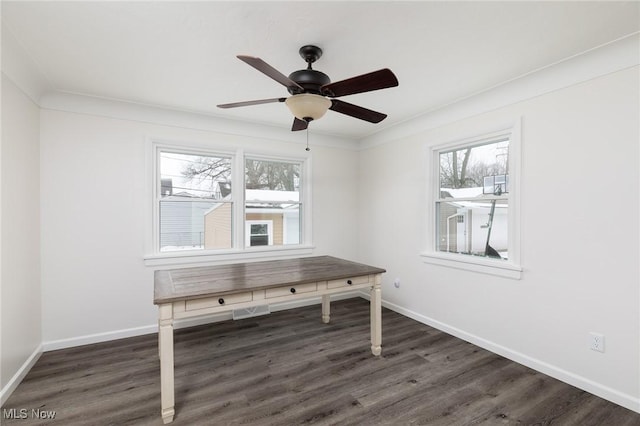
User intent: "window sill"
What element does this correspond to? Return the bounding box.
[420,252,522,279]
[144,245,315,267]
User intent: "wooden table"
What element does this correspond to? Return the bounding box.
[153,256,386,424]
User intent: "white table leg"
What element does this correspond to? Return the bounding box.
[322,295,331,323]
[159,303,175,424]
[370,274,382,356]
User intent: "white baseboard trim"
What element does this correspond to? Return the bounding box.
[362,292,640,414]
[39,293,639,414]
[42,324,158,352]
[41,292,361,352]
[1,344,43,406]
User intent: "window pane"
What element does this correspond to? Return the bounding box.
[159,151,232,252]
[439,139,509,198]
[245,203,300,247]
[244,158,302,248]
[160,201,232,252]
[160,152,231,199]
[245,159,300,201]
[250,224,268,235]
[250,235,269,246]
[436,199,508,260]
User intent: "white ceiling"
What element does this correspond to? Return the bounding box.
[2,1,639,139]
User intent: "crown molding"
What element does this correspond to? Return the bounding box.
[3,18,357,151]
[39,91,359,150]
[5,16,637,153]
[1,21,52,104]
[359,33,640,150]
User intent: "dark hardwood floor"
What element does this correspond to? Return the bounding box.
[3,298,639,425]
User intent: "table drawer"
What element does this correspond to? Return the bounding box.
[265,282,317,298]
[185,292,252,311]
[327,275,370,289]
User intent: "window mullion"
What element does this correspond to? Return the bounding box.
[153,145,162,253]
[436,196,508,203]
[234,149,245,250]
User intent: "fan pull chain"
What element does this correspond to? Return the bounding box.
[305,127,311,151]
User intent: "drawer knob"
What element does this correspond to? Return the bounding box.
[347,280,352,285]
[218,298,225,305]
[290,288,296,294]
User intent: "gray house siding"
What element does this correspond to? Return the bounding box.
[160,200,215,249]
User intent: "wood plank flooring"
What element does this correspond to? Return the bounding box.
[3,298,639,425]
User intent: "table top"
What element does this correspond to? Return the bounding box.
[154,256,386,304]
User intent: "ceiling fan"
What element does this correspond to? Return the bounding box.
[217,45,399,131]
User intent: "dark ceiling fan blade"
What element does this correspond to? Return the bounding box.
[291,117,308,131]
[321,68,398,98]
[329,99,387,123]
[217,97,286,109]
[237,55,304,93]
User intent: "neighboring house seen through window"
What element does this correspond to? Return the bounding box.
[436,139,510,259]
[245,158,301,248]
[159,151,233,252]
[154,145,307,257]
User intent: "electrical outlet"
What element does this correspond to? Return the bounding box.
[589,332,605,353]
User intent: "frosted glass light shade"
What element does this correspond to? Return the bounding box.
[285,94,332,121]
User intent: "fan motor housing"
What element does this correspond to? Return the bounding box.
[288,69,330,95]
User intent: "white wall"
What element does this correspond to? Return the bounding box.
[39,106,359,345]
[2,11,638,414]
[1,75,42,399]
[357,66,639,410]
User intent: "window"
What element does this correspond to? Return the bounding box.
[245,221,273,246]
[159,151,232,252]
[245,158,301,248]
[437,139,509,259]
[149,142,311,264]
[423,124,521,279]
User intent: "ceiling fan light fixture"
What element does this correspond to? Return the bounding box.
[219,47,398,131]
[285,94,331,121]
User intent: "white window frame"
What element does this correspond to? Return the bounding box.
[144,139,313,266]
[155,146,234,253]
[245,220,274,247]
[244,154,304,250]
[421,121,522,279]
